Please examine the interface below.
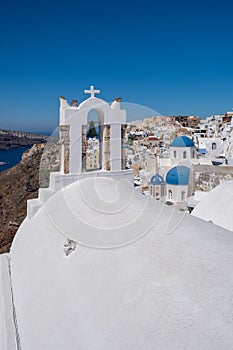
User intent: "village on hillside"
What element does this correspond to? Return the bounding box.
[70,109,233,213]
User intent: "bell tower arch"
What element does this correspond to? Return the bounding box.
[59,86,128,175]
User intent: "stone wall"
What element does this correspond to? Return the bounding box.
[192,164,233,192]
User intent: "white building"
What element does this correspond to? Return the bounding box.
[1,87,233,350]
[149,173,166,200]
[86,138,100,170]
[170,135,197,166]
[165,165,190,203]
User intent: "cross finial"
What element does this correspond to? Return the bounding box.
[84,85,100,98]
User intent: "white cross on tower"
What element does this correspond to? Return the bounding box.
[84,85,100,98]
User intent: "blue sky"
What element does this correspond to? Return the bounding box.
[0,0,233,132]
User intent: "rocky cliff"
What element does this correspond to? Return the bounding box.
[0,144,45,253]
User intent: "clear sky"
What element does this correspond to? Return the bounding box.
[1,0,233,132]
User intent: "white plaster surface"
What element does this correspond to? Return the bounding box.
[59,96,126,173]
[27,170,134,219]
[166,184,188,203]
[192,180,233,231]
[170,146,198,166]
[9,177,233,350]
[0,254,17,350]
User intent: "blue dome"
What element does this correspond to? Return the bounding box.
[166,166,190,185]
[171,136,194,148]
[150,173,165,185]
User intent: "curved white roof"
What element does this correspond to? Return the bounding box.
[9,177,233,349]
[78,97,109,111]
[192,180,233,231]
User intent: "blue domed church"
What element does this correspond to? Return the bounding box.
[166,136,196,203]
[149,173,166,200]
[149,165,191,204]
[149,136,195,204]
[170,136,197,166]
[165,165,190,203]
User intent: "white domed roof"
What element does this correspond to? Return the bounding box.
[9,177,233,350]
[192,180,233,231]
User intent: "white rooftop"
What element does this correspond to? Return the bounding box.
[192,180,233,232]
[0,177,232,349]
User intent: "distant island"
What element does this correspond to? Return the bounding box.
[0,129,49,150]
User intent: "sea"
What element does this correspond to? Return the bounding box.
[0,147,31,173]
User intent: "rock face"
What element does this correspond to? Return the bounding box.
[0,144,45,253]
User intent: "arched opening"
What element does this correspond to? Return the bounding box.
[84,109,104,171]
[212,142,217,150]
[168,189,173,201]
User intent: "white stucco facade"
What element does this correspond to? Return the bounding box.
[60,94,126,173]
[169,135,198,167]
[170,145,197,165]
[166,184,189,203]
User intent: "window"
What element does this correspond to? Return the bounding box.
[150,186,153,196]
[183,151,187,159]
[212,143,217,150]
[192,150,195,158]
[174,151,177,158]
[168,189,173,200]
[181,191,186,201]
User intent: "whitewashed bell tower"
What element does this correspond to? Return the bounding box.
[27,86,133,219]
[59,86,129,176]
